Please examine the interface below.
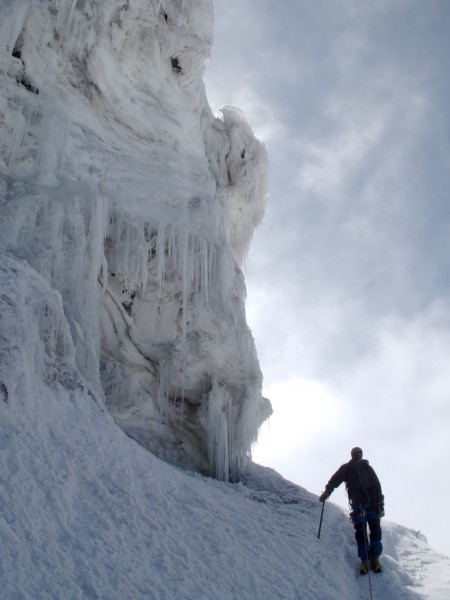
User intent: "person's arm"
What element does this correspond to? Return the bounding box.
[370,466,385,516]
[319,464,347,501]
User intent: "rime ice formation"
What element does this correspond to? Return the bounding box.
[0,0,270,480]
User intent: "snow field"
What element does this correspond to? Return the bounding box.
[2,370,449,599]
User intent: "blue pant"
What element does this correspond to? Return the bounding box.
[350,503,383,560]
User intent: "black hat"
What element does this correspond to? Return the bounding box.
[351,447,363,456]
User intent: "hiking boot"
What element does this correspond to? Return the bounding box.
[370,556,382,573]
[359,560,370,575]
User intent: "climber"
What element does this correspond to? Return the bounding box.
[319,447,385,574]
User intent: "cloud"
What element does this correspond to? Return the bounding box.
[294,67,429,198]
[209,84,285,144]
[340,299,450,417]
[253,377,344,462]
[209,0,450,555]
[295,115,385,195]
[252,299,450,551]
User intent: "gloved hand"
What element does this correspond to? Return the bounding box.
[378,503,385,518]
[319,491,330,503]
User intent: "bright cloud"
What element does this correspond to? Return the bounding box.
[253,378,343,462]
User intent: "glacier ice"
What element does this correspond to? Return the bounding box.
[0,0,270,481]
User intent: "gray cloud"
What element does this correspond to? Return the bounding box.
[207,0,450,555]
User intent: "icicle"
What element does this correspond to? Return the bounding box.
[55,0,81,57]
[0,2,29,78]
[35,106,69,186]
[156,222,165,295]
[156,355,172,425]
[7,94,39,177]
[179,228,189,349]
[208,379,233,481]
[99,252,108,293]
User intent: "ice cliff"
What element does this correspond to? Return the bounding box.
[0,0,270,481]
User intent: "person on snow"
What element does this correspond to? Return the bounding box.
[319,447,385,574]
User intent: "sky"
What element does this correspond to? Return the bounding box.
[205,0,450,557]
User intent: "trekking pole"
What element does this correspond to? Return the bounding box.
[317,500,326,539]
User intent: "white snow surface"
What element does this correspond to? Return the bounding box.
[1,1,450,598]
[1,381,450,600]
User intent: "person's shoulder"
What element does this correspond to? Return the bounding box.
[362,459,374,470]
[331,463,349,477]
[364,460,379,474]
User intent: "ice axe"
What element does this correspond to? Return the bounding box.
[317,499,326,539]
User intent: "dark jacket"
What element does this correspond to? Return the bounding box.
[325,459,383,506]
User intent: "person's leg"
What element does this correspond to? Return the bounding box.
[354,522,369,560]
[367,508,383,557]
[351,504,369,560]
[366,507,383,572]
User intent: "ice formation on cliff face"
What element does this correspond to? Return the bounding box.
[0,0,270,480]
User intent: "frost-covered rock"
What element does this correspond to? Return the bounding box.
[0,0,270,480]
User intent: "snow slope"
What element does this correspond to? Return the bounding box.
[1,381,449,600]
[1,1,450,599]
